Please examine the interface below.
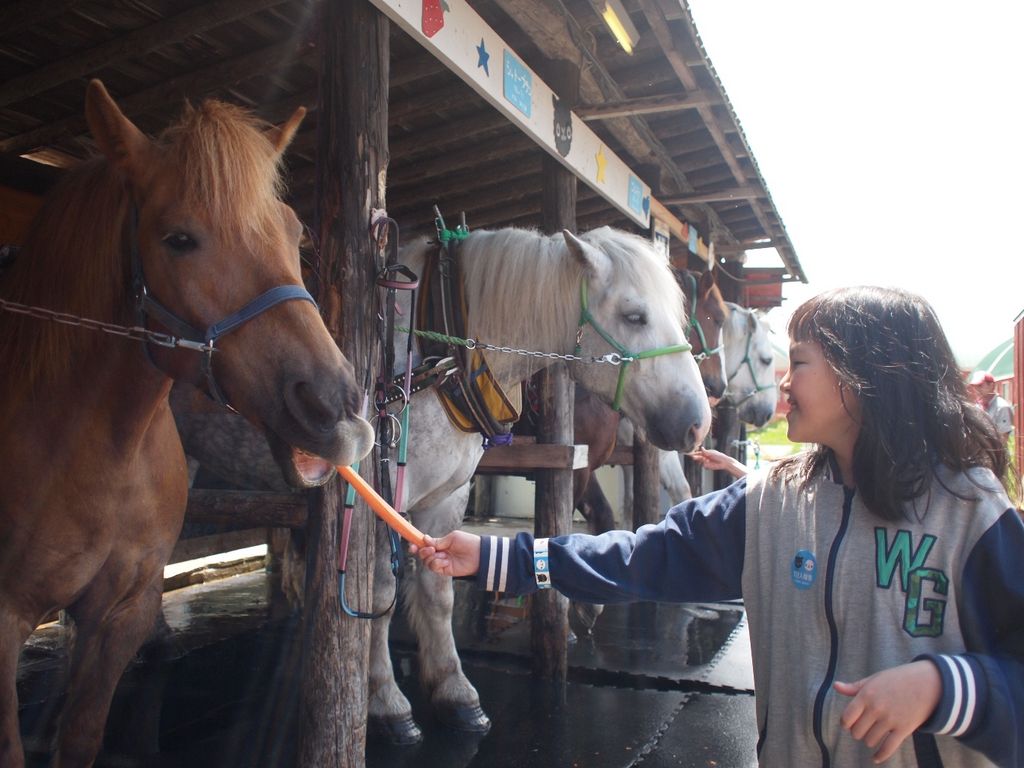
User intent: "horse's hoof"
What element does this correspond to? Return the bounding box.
[436,703,491,734]
[367,714,423,745]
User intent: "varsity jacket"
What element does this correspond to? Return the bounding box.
[476,465,1024,767]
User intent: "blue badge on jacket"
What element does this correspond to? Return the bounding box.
[791,550,817,590]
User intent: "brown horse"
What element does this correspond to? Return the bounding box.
[0,81,373,767]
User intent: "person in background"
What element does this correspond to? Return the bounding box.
[414,286,1023,767]
[969,371,1014,443]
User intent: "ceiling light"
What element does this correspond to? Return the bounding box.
[598,0,639,55]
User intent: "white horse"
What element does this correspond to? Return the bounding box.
[173,225,712,743]
[617,301,778,515]
[722,301,777,427]
[371,226,710,740]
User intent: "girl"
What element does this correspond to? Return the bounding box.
[414,286,1024,767]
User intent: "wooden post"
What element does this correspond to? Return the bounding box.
[631,436,660,528]
[299,1,388,766]
[531,58,578,682]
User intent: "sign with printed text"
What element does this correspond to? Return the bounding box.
[367,0,651,228]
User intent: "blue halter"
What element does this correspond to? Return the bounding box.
[129,207,317,408]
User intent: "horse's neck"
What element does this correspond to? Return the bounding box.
[6,339,173,454]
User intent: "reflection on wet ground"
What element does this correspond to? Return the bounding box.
[18,566,757,767]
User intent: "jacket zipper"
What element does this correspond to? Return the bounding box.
[812,485,855,767]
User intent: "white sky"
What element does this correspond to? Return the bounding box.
[686,0,1024,367]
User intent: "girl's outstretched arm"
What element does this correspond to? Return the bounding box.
[689,447,748,478]
[411,532,482,577]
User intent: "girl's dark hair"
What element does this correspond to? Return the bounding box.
[771,286,1007,520]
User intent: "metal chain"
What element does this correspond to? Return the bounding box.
[399,326,628,366]
[0,298,214,353]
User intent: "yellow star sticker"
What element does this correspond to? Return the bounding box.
[595,146,607,183]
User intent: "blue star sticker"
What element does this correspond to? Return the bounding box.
[477,38,490,76]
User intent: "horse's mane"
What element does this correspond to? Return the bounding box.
[457,226,684,382]
[0,99,287,407]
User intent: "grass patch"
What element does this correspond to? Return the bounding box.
[747,417,802,460]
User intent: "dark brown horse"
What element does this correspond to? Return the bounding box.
[0,81,373,768]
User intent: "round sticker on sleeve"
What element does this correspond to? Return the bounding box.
[791,549,817,590]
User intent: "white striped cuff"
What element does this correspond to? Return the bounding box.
[933,654,978,737]
[482,535,510,593]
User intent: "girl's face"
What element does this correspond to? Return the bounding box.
[780,340,861,456]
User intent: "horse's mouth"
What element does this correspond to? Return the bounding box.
[266,431,338,489]
[291,447,336,486]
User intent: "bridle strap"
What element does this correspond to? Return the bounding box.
[574,280,692,411]
[726,312,774,406]
[681,270,722,364]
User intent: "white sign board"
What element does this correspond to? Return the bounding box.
[369,0,652,228]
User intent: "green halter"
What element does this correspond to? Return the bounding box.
[727,318,775,404]
[573,280,692,411]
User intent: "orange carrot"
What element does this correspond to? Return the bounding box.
[337,465,427,547]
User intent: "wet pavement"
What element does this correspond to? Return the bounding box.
[17,539,757,767]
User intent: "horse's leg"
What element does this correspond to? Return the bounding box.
[660,450,692,504]
[366,523,421,745]
[52,578,163,768]
[405,483,489,733]
[569,478,616,636]
[0,606,33,768]
[579,477,616,534]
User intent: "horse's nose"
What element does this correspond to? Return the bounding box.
[704,376,727,400]
[282,380,342,436]
[686,422,706,453]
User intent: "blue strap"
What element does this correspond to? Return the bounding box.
[205,285,317,342]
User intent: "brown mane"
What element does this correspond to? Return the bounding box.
[0,99,288,411]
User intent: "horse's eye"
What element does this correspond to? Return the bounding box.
[624,312,647,326]
[162,232,198,253]
[760,356,773,366]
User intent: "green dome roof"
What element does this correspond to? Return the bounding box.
[972,338,1014,380]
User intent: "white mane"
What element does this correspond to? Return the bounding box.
[448,226,685,384]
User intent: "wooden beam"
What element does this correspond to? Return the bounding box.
[0,0,290,108]
[184,489,307,528]
[474,442,589,473]
[576,90,720,121]
[0,40,312,154]
[637,0,806,281]
[168,529,269,569]
[660,185,764,205]
[0,0,83,38]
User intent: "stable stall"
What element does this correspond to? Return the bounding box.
[1,1,803,765]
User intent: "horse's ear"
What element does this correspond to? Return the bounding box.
[698,269,717,296]
[84,80,152,182]
[266,107,307,155]
[562,230,610,278]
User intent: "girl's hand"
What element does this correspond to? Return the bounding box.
[688,447,748,478]
[834,660,941,764]
[410,531,482,577]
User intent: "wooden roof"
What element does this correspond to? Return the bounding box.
[0,0,805,282]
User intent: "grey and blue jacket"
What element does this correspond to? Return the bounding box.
[476,465,1024,767]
